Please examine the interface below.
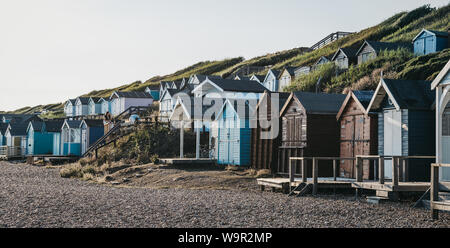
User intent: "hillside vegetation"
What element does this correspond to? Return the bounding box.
[5,4,450,117]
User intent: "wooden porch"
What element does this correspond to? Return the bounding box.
[257,155,435,200]
[0,146,24,160]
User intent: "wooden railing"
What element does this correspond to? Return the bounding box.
[356,155,435,187]
[289,157,355,195]
[430,163,450,220]
[288,155,435,195]
[0,146,23,159]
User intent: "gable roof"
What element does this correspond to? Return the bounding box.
[431,59,450,89]
[28,121,44,132]
[331,46,359,61]
[65,99,76,106]
[336,91,374,120]
[44,120,65,133]
[63,120,82,129]
[413,29,449,41]
[81,119,104,128]
[170,96,224,121]
[111,91,153,99]
[281,91,346,115]
[278,67,297,79]
[366,78,434,112]
[253,91,291,115]
[2,114,41,125]
[250,74,265,82]
[89,97,102,104]
[194,78,268,93]
[313,56,331,66]
[76,97,90,105]
[356,40,413,56]
[7,122,29,136]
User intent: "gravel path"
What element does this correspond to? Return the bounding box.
[0,161,449,228]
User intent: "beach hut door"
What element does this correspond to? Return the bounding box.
[383,110,402,179]
[81,129,87,154]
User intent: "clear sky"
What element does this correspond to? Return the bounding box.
[0,0,448,111]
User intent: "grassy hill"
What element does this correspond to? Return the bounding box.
[5,4,450,118]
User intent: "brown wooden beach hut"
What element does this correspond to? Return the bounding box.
[250,91,290,172]
[277,91,346,176]
[336,90,378,179]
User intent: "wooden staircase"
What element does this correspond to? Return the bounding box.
[81,106,153,158]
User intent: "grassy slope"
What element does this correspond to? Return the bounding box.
[6,4,450,117]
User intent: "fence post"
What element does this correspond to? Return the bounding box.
[301,159,307,183]
[431,164,440,220]
[392,156,399,187]
[356,157,363,182]
[312,158,318,195]
[403,159,409,182]
[333,159,337,181]
[289,158,295,184]
[379,157,385,184]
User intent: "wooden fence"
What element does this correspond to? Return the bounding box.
[431,163,450,220]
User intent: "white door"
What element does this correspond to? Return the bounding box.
[384,110,402,179]
[81,129,87,154]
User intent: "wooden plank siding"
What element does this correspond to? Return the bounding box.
[277,95,342,177]
[250,92,289,172]
[338,96,378,179]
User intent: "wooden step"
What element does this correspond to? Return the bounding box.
[366,196,389,204]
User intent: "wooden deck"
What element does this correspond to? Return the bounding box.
[257,177,355,194]
[351,181,430,192]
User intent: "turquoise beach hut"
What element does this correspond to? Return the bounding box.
[61,120,82,156]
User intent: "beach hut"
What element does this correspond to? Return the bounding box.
[61,120,82,156]
[336,91,377,179]
[366,78,435,181]
[431,59,450,181]
[74,97,90,116]
[413,29,448,56]
[331,46,359,70]
[44,120,65,156]
[26,121,53,155]
[80,119,104,155]
[214,99,254,166]
[170,96,223,159]
[311,56,331,71]
[64,99,76,117]
[250,91,290,172]
[294,66,311,77]
[278,67,297,91]
[145,85,161,101]
[262,69,281,92]
[277,92,346,176]
[356,40,412,65]
[5,123,28,156]
[88,97,102,115]
[109,91,153,116]
[99,98,110,115]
